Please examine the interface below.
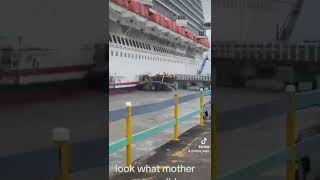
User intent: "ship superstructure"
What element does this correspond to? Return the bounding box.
[109,0,210,89]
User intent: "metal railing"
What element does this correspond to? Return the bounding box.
[175,74,211,81]
[213,42,320,62]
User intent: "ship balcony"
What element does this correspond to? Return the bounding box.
[196,43,208,50]
[110,1,147,30]
[109,2,128,22]
[120,11,147,30]
[180,36,194,45]
[144,21,180,42]
[144,21,162,36]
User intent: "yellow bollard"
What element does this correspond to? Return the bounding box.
[285,85,297,180]
[52,128,71,180]
[174,94,180,141]
[59,143,71,180]
[126,102,133,167]
[212,102,218,180]
[200,91,205,127]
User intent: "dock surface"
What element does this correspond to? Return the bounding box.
[1,87,319,179]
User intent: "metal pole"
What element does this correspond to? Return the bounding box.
[212,102,218,180]
[174,94,179,141]
[286,85,297,180]
[126,102,133,167]
[52,128,71,180]
[200,89,204,127]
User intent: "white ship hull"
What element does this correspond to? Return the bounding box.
[109,45,202,88]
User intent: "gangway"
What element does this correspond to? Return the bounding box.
[174,74,211,82]
[137,74,211,91]
[198,56,209,75]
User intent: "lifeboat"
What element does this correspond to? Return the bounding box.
[185,29,193,39]
[165,18,173,31]
[167,21,179,40]
[128,0,141,14]
[155,14,169,36]
[165,18,177,40]
[192,33,197,41]
[159,15,166,27]
[180,27,187,36]
[112,0,128,8]
[148,9,161,24]
[204,39,210,48]
[140,4,149,18]
[175,25,182,35]
[144,9,162,35]
[172,21,177,32]
[196,37,210,48]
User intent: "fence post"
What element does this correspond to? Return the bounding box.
[174,94,180,141]
[126,102,133,167]
[52,128,71,180]
[285,85,297,180]
[212,102,218,180]
[200,88,205,127]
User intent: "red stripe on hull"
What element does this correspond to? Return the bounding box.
[0,64,94,77]
[109,82,139,86]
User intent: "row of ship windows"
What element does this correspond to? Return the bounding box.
[213,0,284,10]
[109,34,151,50]
[109,34,188,57]
[157,1,204,33]
[109,50,186,64]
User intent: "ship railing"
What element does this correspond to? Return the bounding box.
[174,74,211,81]
[137,74,211,82]
[213,41,320,62]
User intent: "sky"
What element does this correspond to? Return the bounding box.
[201,0,211,75]
[202,0,211,22]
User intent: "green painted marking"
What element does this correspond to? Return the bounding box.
[132,120,176,144]
[109,108,202,155]
[218,148,290,180]
[218,135,320,180]
[109,138,128,155]
[202,91,212,97]
[296,90,320,109]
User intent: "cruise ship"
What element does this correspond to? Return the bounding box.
[109,0,210,89]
